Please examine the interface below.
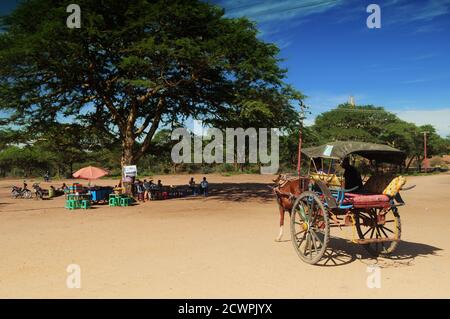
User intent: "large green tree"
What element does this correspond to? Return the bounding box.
[313,103,399,143]
[312,104,448,171]
[32,122,115,177]
[0,145,52,177]
[279,125,321,171]
[0,0,302,167]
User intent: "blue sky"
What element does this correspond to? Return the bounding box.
[213,0,450,136]
[1,0,449,136]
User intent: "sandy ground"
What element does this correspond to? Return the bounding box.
[0,173,449,298]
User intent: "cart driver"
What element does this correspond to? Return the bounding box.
[341,157,363,191]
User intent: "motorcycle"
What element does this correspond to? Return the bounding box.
[32,183,45,199]
[11,186,32,199]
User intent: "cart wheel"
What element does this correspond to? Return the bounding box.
[290,191,330,265]
[355,207,401,256]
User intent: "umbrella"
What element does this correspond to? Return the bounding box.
[72,166,109,180]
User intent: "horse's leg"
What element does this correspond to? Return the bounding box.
[275,204,285,242]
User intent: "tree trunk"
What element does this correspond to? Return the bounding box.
[405,157,414,172]
[121,136,135,196]
[121,137,135,168]
[417,155,422,173]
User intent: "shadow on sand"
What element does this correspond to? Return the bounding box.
[194,183,442,268]
[289,237,443,267]
[181,182,275,203]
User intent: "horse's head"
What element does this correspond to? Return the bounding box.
[272,174,283,184]
[273,174,290,184]
[273,174,293,190]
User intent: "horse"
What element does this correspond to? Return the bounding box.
[272,174,303,241]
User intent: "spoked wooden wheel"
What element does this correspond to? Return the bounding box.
[355,207,401,256]
[290,191,330,265]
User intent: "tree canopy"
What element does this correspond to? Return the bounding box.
[0,0,302,167]
[313,104,398,143]
[312,104,448,170]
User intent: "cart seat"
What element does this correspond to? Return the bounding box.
[344,193,390,208]
[310,172,343,187]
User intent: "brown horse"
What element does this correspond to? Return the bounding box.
[272,174,304,241]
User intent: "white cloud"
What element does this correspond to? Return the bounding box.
[222,0,346,23]
[219,0,345,38]
[413,24,444,34]
[384,0,450,26]
[410,53,438,61]
[401,78,430,84]
[303,118,315,127]
[409,0,450,22]
[275,38,293,49]
[394,108,450,137]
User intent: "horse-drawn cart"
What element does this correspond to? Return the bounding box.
[275,141,415,265]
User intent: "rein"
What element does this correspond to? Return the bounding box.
[273,174,299,201]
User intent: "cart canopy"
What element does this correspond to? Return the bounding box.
[302,141,406,165]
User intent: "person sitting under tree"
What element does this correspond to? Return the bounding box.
[44,170,50,182]
[135,179,145,201]
[341,157,363,191]
[188,177,197,195]
[200,177,209,197]
[143,179,151,201]
[49,185,55,198]
[148,180,157,200]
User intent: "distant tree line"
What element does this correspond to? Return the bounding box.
[0,103,448,178]
[310,104,449,172]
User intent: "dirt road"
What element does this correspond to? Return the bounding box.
[0,173,449,298]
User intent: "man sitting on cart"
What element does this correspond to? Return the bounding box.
[341,157,363,191]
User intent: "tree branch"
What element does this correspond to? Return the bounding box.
[102,95,125,133]
[134,97,165,161]
[85,60,125,132]
[135,114,153,136]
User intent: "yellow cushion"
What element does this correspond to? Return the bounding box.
[362,174,393,194]
[310,172,343,187]
[383,176,407,197]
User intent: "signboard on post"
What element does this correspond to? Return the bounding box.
[323,145,334,157]
[122,165,137,195]
[123,165,137,177]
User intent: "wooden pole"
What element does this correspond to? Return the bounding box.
[297,102,305,177]
[421,131,429,173]
[297,125,302,177]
